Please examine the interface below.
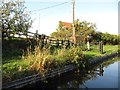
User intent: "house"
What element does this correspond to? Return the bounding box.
[60,21,72,30]
[60,21,82,43]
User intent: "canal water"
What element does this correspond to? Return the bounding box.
[21,57,119,89]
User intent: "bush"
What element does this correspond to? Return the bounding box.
[44,46,85,70]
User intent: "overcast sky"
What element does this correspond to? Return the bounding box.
[24,0,119,35]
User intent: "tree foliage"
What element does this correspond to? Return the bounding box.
[91,31,119,45]
[51,19,119,45]
[74,19,96,43]
[101,32,119,45]
[51,19,96,43]
[0,0,32,39]
[50,21,72,40]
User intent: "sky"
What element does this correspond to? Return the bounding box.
[23,0,119,35]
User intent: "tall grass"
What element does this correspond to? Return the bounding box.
[22,46,51,76]
[22,45,85,74]
[3,45,85,83]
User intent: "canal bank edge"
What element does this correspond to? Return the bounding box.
[89,52,118,65]
[2,52,118,89]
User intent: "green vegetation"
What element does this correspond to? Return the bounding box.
[1,0,119,86]
[3,46,85,83]
[102,57,119,68]
[1,0,32,39]
[83,45,118,60]
[2,44,118,83]
[51,20,96,43]
[2,38,38,64]
[51,19,119,45]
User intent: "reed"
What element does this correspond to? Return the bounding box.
[23,46,50,76]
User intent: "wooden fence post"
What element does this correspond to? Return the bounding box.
[61,40,63,48]
[66,40,70,48]
[56,39,59,48]
[99,41,103,54]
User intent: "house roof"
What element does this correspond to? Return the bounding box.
[61,21,72,28]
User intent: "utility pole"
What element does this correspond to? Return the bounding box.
[38,14,40,31]
[72,0,76,44]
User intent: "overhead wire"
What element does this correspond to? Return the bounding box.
[30,1,71,32]
[30,2,69,12]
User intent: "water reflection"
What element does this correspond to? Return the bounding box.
[21,57,119,89]
[55,57,118,89]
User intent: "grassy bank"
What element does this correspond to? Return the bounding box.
[83,45,118,60]
[3,46,85,83]
[2,44,118,83]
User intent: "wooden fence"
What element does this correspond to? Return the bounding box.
[3,31,75,49]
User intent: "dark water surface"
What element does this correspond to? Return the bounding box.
[22,57,119,89]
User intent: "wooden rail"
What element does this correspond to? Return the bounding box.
[3,31,74,49]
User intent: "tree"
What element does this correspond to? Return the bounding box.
[0,0,32,39]
[51,21,72,40]
[74,19,97,43]
[51,19,97,43]
[101,32,119,45]
[92,31,102,43]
